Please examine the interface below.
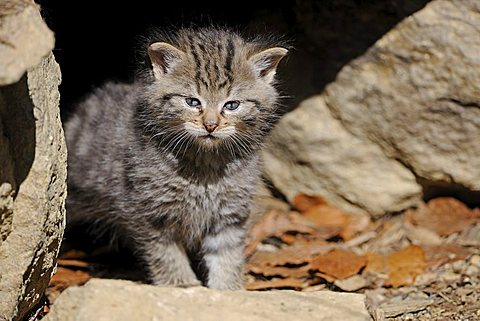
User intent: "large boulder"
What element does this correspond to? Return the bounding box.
[44,279,371,321]
[264,0,480,217]
[0,0,55,85]
[0,1,67,320]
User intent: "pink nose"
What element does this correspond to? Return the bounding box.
[204,121,218,133]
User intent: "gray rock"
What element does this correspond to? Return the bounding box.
[264,0,480,216]
[326,0,480,191]
[44,279,372,321]
[264,96,421,217]
[0,3,66,319]
[0,0,55,86]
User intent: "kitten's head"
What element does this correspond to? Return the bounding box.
[139,28,288,156]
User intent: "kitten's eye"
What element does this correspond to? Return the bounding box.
[185,97,201,108]
[223,100,240,111]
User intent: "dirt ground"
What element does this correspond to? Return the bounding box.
[38,193,480,321]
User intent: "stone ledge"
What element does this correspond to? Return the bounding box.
[44,278,372,321]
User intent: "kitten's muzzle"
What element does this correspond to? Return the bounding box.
[204,119,218,133]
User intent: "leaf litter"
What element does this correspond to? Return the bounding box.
[244,195,480,320]
[46,195,480,320]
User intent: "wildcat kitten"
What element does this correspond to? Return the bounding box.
[65,27,287,290]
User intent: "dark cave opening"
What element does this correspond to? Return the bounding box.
[37,0,430,120]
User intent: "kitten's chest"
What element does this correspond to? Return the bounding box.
[157,172,256,242]
[166,170,254,217]
[130,150,260,240]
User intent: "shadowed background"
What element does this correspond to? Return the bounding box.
[38,0,429,118]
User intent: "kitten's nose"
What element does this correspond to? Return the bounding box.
[204,120,218,133]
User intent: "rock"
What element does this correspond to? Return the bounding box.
[404,224,442,246]
[264,96,421,217]
[325,0,480,191]
[0,0,55,86]
[44,279,371,321]
[334,275,369,292]
[0,2,66,320]
[264,0,480,216]
[470,255,480,268]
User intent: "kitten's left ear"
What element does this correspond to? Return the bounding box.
[148,42,185,79]
[249,47,288,84]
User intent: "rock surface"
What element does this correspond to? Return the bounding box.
[264,0,480,216]
[0,0,55,86]
[264,96,421,217]
[44,279,371,321]
[0,2,66,320]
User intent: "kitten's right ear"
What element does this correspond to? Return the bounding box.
[147,42,185,78]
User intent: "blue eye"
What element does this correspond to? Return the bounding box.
[223,100,240,111]
[185,98,201,108]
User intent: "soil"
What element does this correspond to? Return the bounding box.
[34,194,480,321]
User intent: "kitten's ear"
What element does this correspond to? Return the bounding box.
[249,47,288,84]
[148,42,185,78]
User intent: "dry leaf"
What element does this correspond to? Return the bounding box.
[247,264,310,278]
[47,267,91,295]
[245,210,317,256]
[59,249,88,260]
[364,252,387,275]
[302,204,349,228]
[245,277,308,291]
[309,249,366,280]
[386,245,425,288]
[293,194,327,212]
[406,197,480,236]
[57,259,90,268]
[341,214,372,241]
[423,244,471,271]
[247,241,333,268]
[301,203,371,241]
[312,271,336,283]
[279,228,341,244]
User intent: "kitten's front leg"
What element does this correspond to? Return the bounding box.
[141,240,201,287]
[202,224,246,290]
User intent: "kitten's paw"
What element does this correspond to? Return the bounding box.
[174,278,202,288]
[152,275,202,288]
[207,277,244,290]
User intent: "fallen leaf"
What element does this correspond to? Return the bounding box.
[386,245,425,288]
[309,249,366,280]
[293,194,328,212]
[406,197,480,236]
[245,210,317,256]
[46,267,92,301]
[364,252,387,275]
[57,259,90,268]
[312,271,336,283]
[247,264,310,278]
[278,233,299,245]
[301,203,372,241]
[422,244,471,271]
[245,277,308,291]
[59,249,88,260]
[341,214,372,241]
[302,204,349,228]
[247,241,333,268]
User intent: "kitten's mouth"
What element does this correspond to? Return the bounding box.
[200,134,219,140]
[197,134,221,147]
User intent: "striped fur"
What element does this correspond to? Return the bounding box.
[65,27,287,290]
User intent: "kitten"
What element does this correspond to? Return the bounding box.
[64,27,287,290]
